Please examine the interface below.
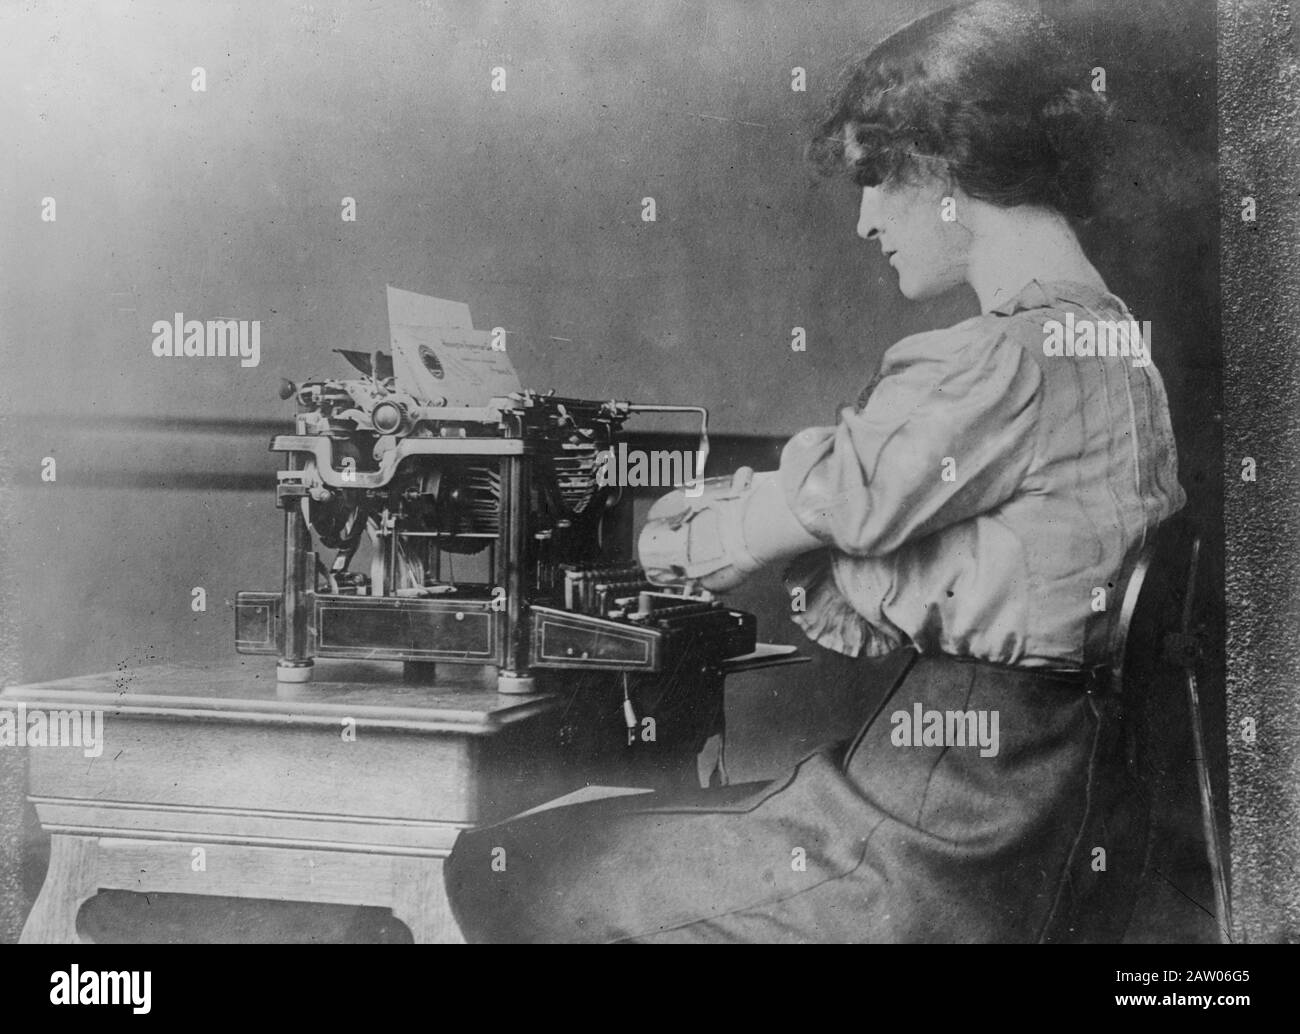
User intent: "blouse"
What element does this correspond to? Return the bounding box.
[778,279,1186,669]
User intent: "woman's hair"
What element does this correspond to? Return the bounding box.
[809,1,1114,221]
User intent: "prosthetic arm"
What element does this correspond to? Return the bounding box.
[637,468,823,592]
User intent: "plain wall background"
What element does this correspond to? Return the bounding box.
[1220,0,1300,943]
[0,0,1220,941]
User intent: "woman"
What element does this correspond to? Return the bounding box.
[444,0,1185,943]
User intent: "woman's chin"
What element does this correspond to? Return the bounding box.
[895,274,930,300]
[896,271,954,301]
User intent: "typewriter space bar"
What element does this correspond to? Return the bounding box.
[719,643,810,675]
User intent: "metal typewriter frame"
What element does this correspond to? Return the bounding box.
[236,390,805,694]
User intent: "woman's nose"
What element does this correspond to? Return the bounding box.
[857,187,882,240]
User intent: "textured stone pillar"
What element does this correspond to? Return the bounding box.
[1220,0,1300,943]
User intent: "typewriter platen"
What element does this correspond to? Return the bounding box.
[235,291,803,778]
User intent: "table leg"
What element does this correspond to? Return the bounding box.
[390,857,464,944]
[20,834,101,944]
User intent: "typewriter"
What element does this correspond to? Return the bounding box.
[235,289,801,785]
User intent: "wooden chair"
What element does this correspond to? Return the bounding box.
[1104,512,1231,942]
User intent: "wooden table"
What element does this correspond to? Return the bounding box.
[4,661,579,944]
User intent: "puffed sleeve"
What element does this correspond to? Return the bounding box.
[778,322,1043,558]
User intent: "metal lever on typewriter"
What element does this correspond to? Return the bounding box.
[622,404,710,477]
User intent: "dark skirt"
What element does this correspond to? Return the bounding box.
[443,651,1148,943]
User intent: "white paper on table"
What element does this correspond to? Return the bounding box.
[386,284,472,330]
[385,285,522,406]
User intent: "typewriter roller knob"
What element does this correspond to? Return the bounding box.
[370,400,406,435]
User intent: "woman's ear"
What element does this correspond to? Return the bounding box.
[906,168,964,225]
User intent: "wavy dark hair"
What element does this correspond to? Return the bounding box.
[809,1,1115,221]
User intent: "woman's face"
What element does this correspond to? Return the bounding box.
[857,178,972,300]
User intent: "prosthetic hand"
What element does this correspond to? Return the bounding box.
[638,467,822,592]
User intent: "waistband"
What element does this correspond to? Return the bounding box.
[912,651,1116,694]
